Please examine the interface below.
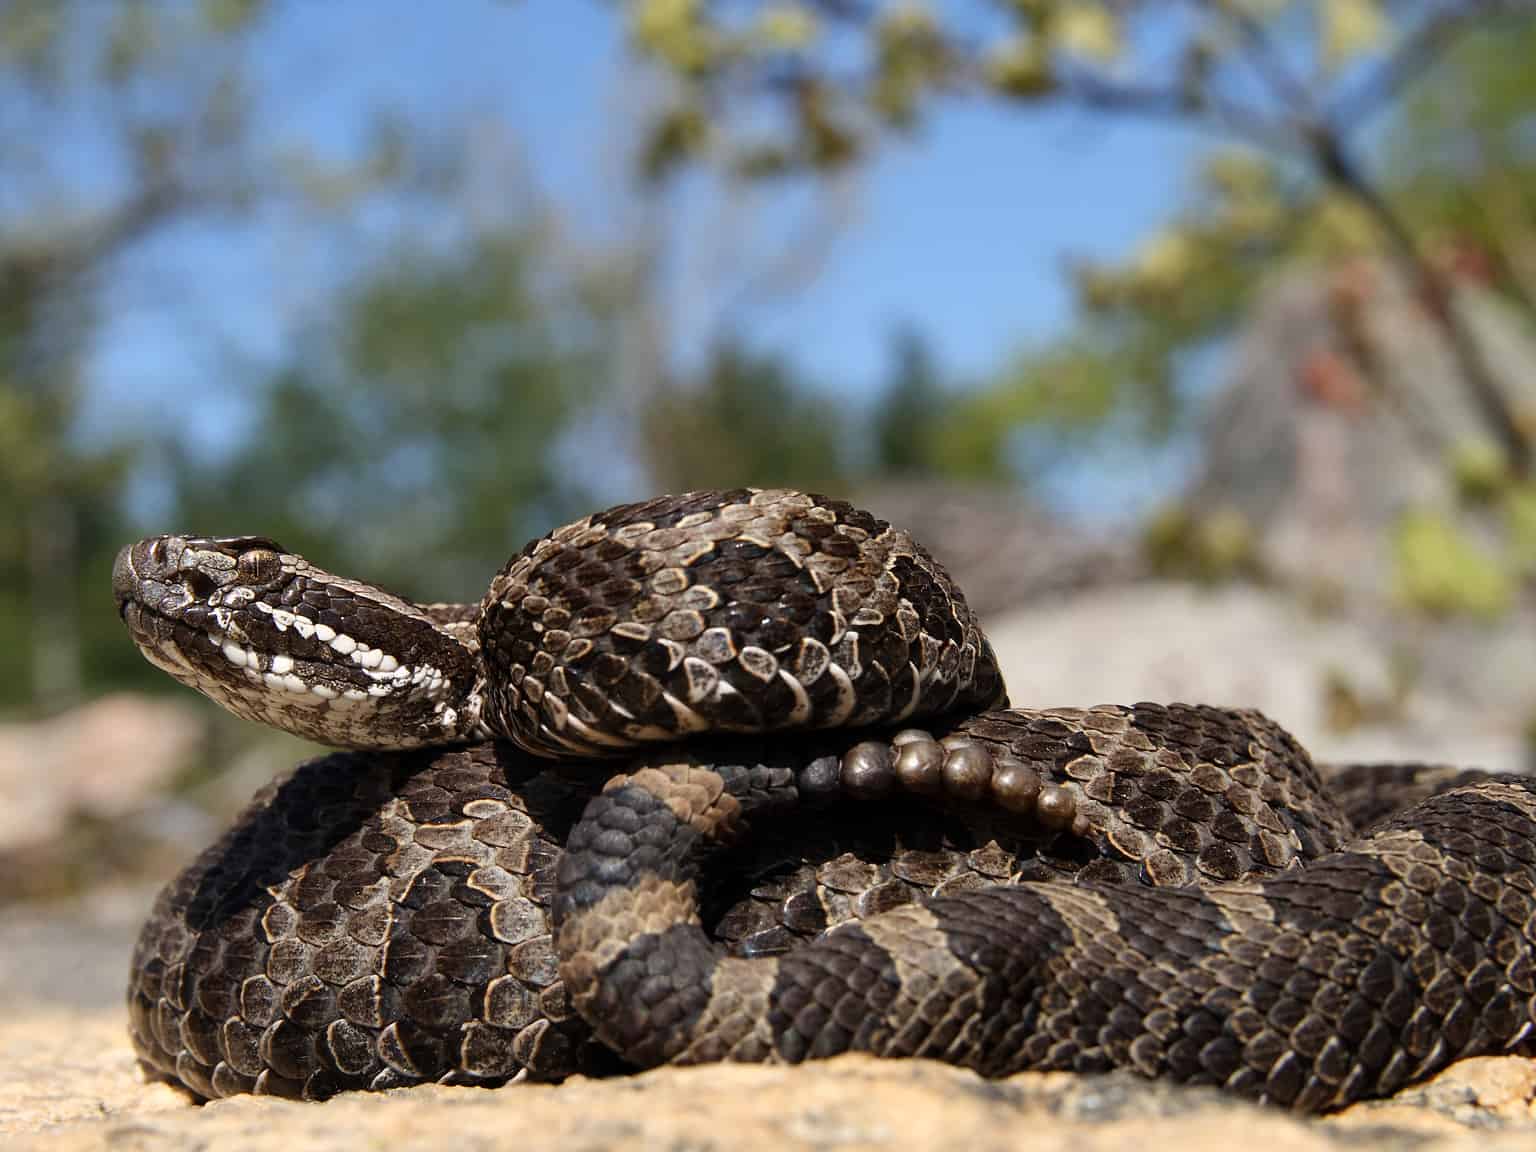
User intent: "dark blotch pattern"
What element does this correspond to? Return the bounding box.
[478,489,1005,757]
[549,706,1536,1113]
[130,734,1068,1100]
[128,744,615,1100]
[765,777,1536,1111]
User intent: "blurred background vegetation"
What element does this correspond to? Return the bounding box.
[4,0,1536,726]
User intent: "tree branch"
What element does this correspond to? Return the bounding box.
[1189,0,1316,116]
[1314,128,1532,472]
[801,0,875,23]
[1332,0,1533,125]
[1058,71,1304,153]
[706,0,1536,469]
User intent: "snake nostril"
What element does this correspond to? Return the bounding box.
[183,569,218,601]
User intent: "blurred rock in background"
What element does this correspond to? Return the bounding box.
[1193,260,1536,601]
[0,695,313,905]
[856,481,1143,617]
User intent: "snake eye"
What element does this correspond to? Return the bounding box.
[236,548,281,584]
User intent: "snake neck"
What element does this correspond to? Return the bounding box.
[113,535,489,749]
[115,489,1009,757]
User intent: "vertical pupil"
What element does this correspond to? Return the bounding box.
[240,551,275,582]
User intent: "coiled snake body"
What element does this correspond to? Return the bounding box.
[113,489,1536,1112]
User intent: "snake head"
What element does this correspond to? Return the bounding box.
[113,535,286,618]
[113,534,485,748]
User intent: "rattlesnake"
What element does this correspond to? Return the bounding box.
[114,488,1536,1111]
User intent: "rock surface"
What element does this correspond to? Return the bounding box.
[988,582,1529,773]
[0,697,317,905]
[1193,260,1536,599]
[3,1008,1533,1152]
[0,693,202,856]
[857,481,1142,616]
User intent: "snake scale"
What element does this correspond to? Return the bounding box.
[112,488,1536,1112]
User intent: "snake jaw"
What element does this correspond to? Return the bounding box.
[114,535,484,749]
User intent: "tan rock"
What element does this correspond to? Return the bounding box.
[4,1008,1534,1152]
[985,582,1530,772]
[1338,1057,1536,1132]
[0,693,202,855]
[0,1011,186,1138]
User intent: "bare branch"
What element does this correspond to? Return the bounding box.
[1332,0,1536,125]
[1058,71,1304,153]
[676,0,1535,469]
[802,0,875,22]
[1189,0,1316,116]
[712,168,859,327]
[1314,128,1532,471]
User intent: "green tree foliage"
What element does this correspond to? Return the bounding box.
[1064,148,1364,414]
[170,234,613,606]
[871,325,943,477]
[1319,23,1536,616]
[0,0,554,713]
[616,0,1495,183]
[644,339,852,494]
[1392,505,1514,618]
[929,339,1138,482]
[1385,440,1536,619]
[0,377,144,706]
[0,0,277,713]
[1387,19,1536,318]
[620,0,1536,472]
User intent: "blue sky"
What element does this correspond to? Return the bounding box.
[86,0,1215,517]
